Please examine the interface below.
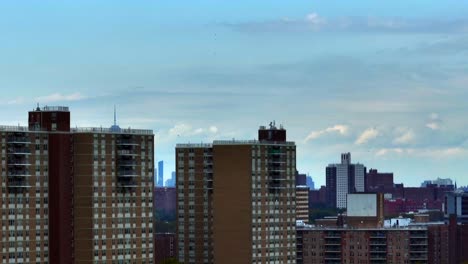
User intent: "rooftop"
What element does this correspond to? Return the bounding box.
[0,125,153,135]
[31,105,69,112]
[176,140,295,148]
[72,127,153,135]
[297,225,429,231]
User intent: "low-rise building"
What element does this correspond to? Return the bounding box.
[297,226,428,264]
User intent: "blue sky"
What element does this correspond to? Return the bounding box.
[1,1,468,187]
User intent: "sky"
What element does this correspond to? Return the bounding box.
[1,1,468,187]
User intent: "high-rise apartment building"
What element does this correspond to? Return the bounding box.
[0,106,154,264]
[326,153,366,208]
[176,123,297,264]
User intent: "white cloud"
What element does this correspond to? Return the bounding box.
[168,123,219,137]
[193,128,204,134]
[305,13,325,25]
[305,125,348,142]
[434,147,466,157]
[426,113,441,130]
[430,113,439,120]
[393,130,415,145]
[35,93,86,103]
[376,147,467,158]
[426,122,440,130]
[355,128,379,145]
[6,97,25,105]
[209,126,219,133]
[376,148,407,156]
[168,123,193,137]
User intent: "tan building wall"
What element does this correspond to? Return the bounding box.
[212,144,252,264]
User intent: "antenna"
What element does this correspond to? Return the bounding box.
[114,105,117,126]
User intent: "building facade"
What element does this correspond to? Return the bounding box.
[155,233,176,264]
[154,187,176,216]
[0,106,154,264]
[295,186,309,224]
[444,192,468,223]
[365,169,394,193]
[176,124,297,264]
[297,226,429,264]
[326,153,366,208]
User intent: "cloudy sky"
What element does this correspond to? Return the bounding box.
[1,1,468,187]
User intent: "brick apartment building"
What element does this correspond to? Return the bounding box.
[0,106,154,263]
[297,226,428,264]
[176,123,297,263]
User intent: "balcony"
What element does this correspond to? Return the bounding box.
[118,169,139,177]
[369,232,386,239]
[7,146,31,155]
[118,160,137,166]
[8,171,31,177]
[116,139,139,146]
[410,239,428,246]
[7,178,31,193]
[325,246,341,252]
[324,232,341,238]
[369,241,387,246]
[117,150,138,156]
[7,158,31,166]
[370,246,387,253]
[7,136,31,144]
[409,253,428,261]
[8,181,31,187]
[410,245,428,252]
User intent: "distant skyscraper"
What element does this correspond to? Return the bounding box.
[422,177,453,187]
[444,192,468,223]
[158,160,164,187]
[306,175,315,190]
[176,123,297,263]
[326,153,366,208]
[296,171,307,186]
[165,171,175,187]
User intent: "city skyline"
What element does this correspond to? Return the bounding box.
[1,1,468,187]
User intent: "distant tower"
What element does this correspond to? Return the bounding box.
[158,160,164,187]
[110,105,121,132]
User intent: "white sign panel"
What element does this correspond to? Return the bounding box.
[347,193,377,217]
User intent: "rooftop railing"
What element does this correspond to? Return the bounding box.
[42,106,69,112]
[0,125,29,132]
[72,127,153,135]
[214,140,295,146]
[176,140,295,148]
[176,143,213,148]
[0,125,153,135]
